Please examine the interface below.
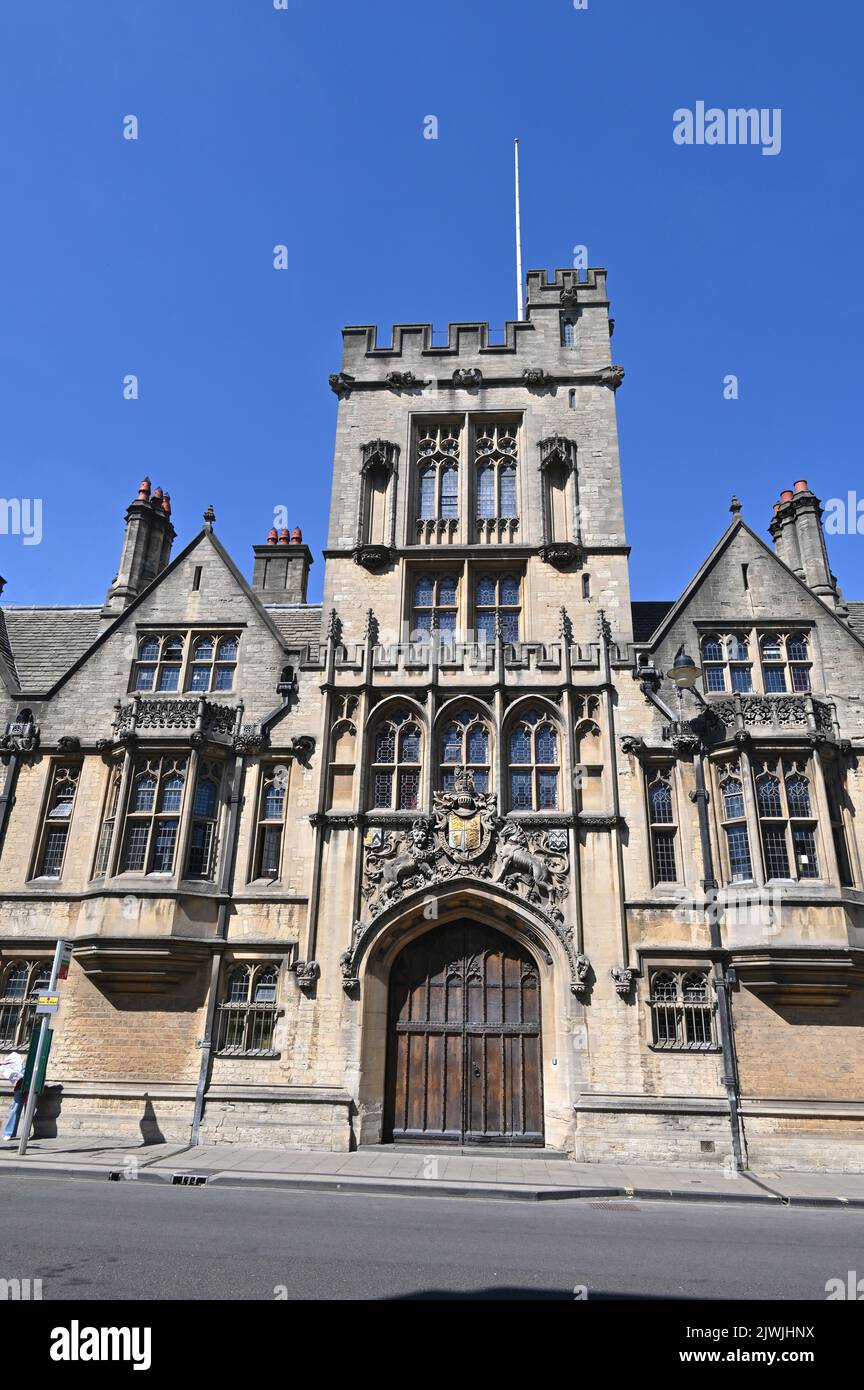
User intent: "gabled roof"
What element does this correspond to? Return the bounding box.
[5,526,310,699]
[639,515,864,653]
[2,606,102,692]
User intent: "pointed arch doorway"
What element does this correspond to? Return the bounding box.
[385,921,544,1146]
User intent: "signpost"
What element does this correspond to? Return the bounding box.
[17,939,71,1156]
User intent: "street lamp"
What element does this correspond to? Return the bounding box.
[668,644,700,691]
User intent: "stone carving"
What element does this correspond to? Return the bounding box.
[0,714,40,754]
[360,769,569,919]
[522,367,551,388]
[597,364,625,390]
[572,953,592,998]
[610,965,637,999]
[57,736,81,753]
[560,284,580,308]
[711,694,833,736]
[235,725,270,755]
[353,545,394,571]
[328,371,355,397]
[385,370,427,390]
[362,816,438,907]
[115,698,238,738]
[452,367,482,388]
[492,821,568,912]
[339,949,359,991]
[294,960,320,991]
[540,542,581,568]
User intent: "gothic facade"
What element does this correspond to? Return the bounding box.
[1,266,863,1168]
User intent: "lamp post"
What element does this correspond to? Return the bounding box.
[647,646,747,1170]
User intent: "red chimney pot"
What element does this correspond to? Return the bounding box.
[278,529,290,545]
[161,493,171,516]
[780,489,794,503]
[266,528,278,545]
[137,478,152,503]
[793,479,809,493]
[291,527,303,545]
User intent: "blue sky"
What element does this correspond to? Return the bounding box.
[1,0,862,608]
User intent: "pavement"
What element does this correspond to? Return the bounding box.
[1,1133,863,1207]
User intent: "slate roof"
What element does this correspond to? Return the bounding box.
[2,607,104,692]
[265,605,323,645]
[0,610,19,689]
[846,601,864,643]
[631,600,675,643]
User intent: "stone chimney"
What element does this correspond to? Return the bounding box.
[102,478,176,619]
[251,524,312,604]
[769,479,846,614]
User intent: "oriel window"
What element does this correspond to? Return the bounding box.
[120,755,188,874]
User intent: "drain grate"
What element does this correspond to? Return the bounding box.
[171,1173,209,1186]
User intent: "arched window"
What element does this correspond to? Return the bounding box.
[216,963,280,1055]
[133,633,185,692]
[188,633,239,693]
[650,969,715,1049]
[508,709,559,810]
[370,710,423,811]
[34,763,81,879]
[561,316,577,348]
[415,424,461,539]
[253,766,289,879]
[646,768,678,883]
[439,708,492,792]
[717,762,753,882]
[473,422,519,532]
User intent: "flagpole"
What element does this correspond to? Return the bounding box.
[514,138,524,321]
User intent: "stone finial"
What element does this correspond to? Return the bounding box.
[327,608,342,643]
[203,505,216,528]
[597,609,612,644]
[364,609,379,644]
[559,607,573,643]
[730,495,742,515]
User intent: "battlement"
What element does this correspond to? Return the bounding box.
[339,268,611,372]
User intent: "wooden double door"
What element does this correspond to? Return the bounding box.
[386,922,544,1146]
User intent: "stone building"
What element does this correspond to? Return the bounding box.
[1,265,862,1169]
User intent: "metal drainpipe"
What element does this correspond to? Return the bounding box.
[190,750,244,1147]
[641,682,747,1170]
[690,749,747,1169]
[0,751,20,854]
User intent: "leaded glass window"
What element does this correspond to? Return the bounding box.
[508,710,559,811]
